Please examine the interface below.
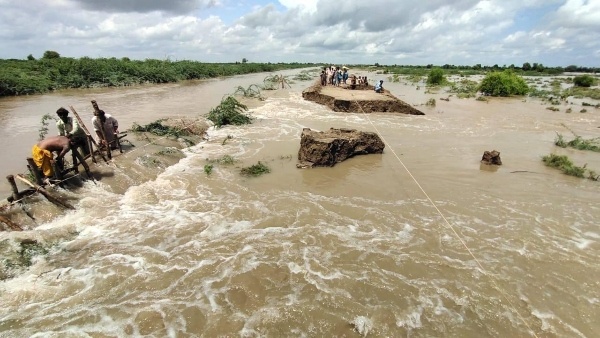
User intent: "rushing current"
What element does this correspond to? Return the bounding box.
[0,69,599,337]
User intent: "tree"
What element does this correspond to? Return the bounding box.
[242,58,248,64]
[27,54,36,60]
[42,50,60,59]
[522,62,531,71]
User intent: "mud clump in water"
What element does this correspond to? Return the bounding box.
[302,83,424,115]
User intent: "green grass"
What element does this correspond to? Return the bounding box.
[240,161,271,177]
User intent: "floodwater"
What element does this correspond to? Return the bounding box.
[0,70,599,337]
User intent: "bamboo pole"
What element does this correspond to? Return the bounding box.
[26,158,44,185]
[15,174,75,210]
[6,175,19,201]
[0,214,22,231]
[68,105,108,163]
[90,101,112,160]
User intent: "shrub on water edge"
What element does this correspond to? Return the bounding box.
[478,70,529,96]
[206,96,252,128]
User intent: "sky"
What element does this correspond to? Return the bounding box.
[0,0,598,67]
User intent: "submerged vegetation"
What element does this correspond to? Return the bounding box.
[240,161,271,177]
[130,119,188,138]
[555,133,600,152]
[233,84,264,100]
[478,70,529,96]
[542,154,598,180]
[206,96,252,128]
[426,68,446,86]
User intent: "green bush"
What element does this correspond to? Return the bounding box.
[478,70,529,96]
[427,68,445,85]
[206,96,252,128]
[573,75,595,87]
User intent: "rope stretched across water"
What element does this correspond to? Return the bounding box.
[350,93,539,337]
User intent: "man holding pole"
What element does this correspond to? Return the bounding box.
[91,110,119,149]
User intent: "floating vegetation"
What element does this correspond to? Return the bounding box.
[240,161,271,177]
[206,96,252,128]
[137,155,162,168]
[130,119,186,138]
[566,108,572,113]
[233,84,264,100]
[407,74,423,84]
[204,164,213,176]
[580,109,588,113]
[222,134,234,145]
[546,107,560,111]
[292,69,317,81]
[155,147,181,156]
[476,96,488,102]
[2,240,46,280]
[449,79,478,98]
[207,154,236,165]
[425,98,436,106]
[263,74,291,90]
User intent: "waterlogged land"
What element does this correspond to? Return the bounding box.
[0,69,599,336]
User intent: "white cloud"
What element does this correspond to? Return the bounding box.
[278,0,318,13]
[0,0,597,66]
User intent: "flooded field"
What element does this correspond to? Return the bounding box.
[0,70,599,337]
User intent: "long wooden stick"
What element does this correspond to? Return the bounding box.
[16,174,75,210]
[0,215,22,231]
[68,106,108,163]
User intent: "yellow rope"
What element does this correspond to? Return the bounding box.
[351,94,539,337]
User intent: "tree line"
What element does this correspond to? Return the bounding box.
[0,51,315,97]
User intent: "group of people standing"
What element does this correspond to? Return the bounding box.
[31,104,119,179]
[320,66,349,86]
[320,66,372,90]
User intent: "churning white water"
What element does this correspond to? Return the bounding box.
[0,70,599,337]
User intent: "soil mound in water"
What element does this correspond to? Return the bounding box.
[302,83,424,115]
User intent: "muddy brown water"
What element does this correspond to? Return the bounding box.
[0,70,599,337]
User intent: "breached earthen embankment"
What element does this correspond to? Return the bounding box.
[302,83,424,115]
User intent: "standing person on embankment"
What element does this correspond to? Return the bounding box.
[56,107,89,156]
[92,110,119,149]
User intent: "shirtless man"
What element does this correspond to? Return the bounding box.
[32,135,74,177]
